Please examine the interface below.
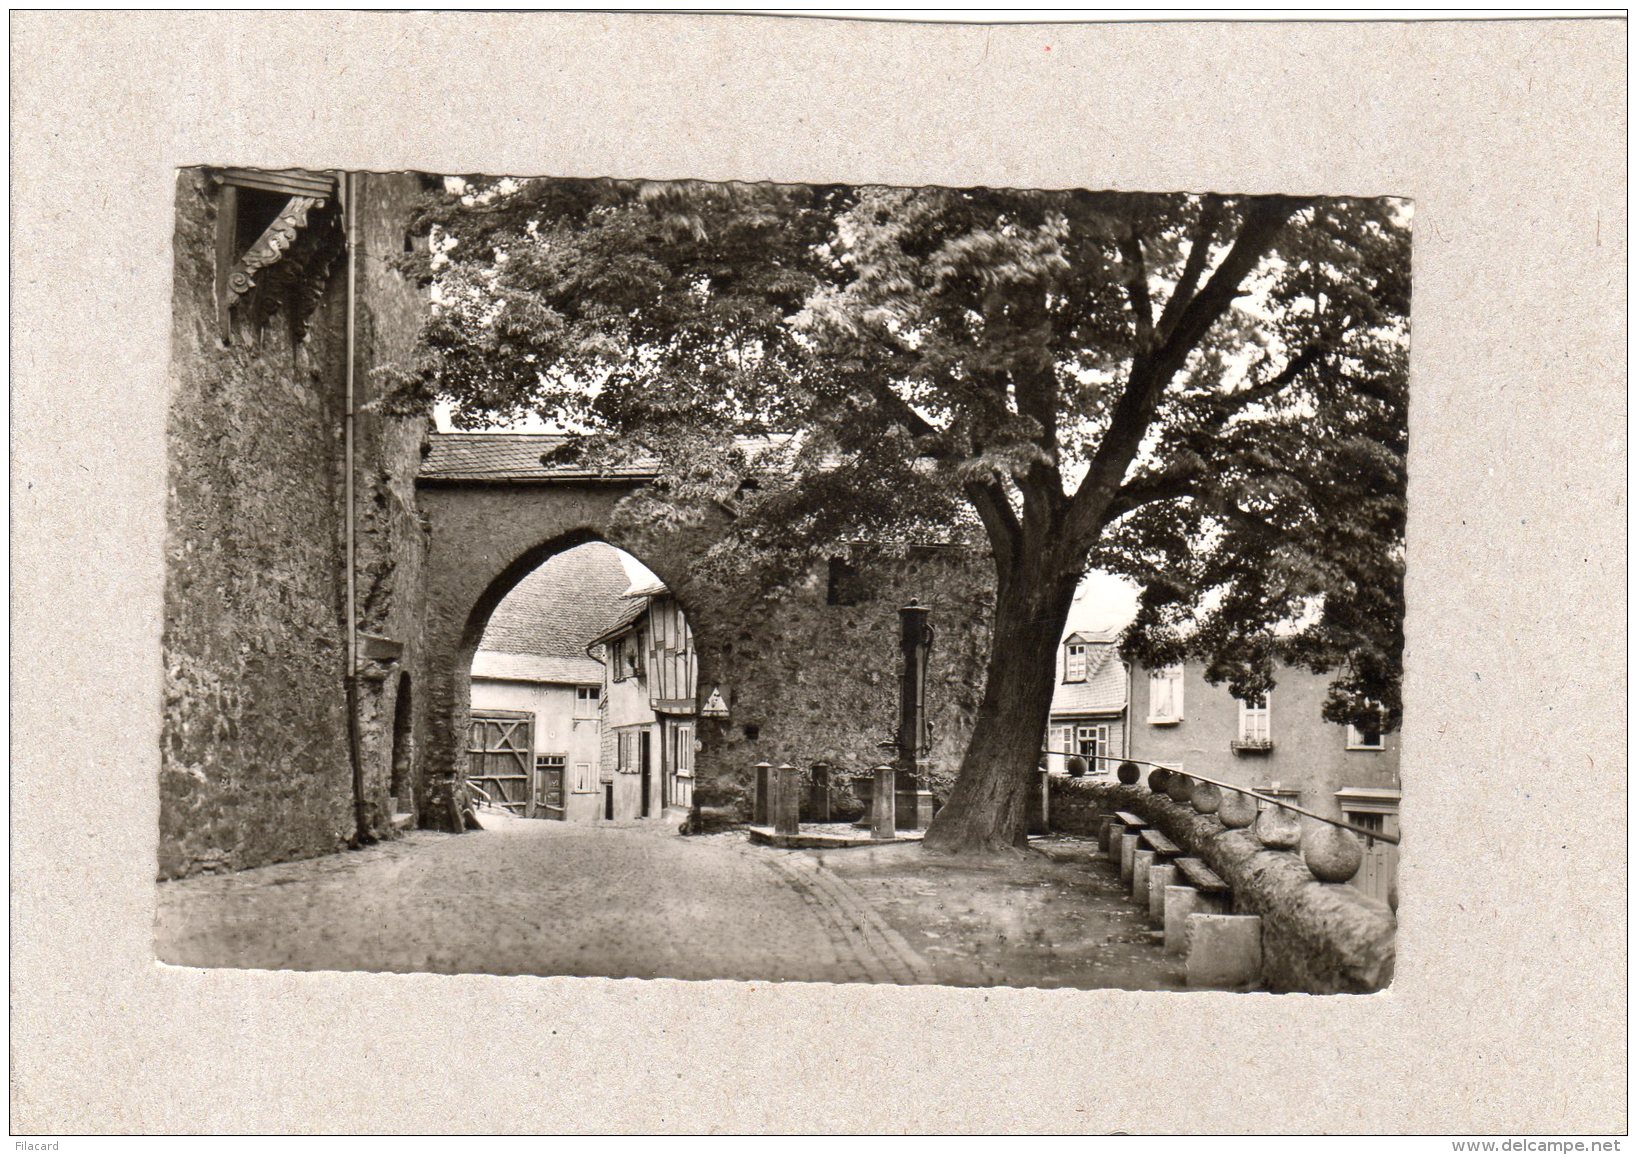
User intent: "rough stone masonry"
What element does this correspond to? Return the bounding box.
[161,169,996,879]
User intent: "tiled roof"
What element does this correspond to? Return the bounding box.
[477,542,635,662]
[1050,641,1128,717]
[470,652,604,685]
[585,598,649,649]
[419,433,660,482]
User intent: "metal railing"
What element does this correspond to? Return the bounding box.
[1041,748,1399,848]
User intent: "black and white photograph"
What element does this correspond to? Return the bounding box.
[155,171,1408,993]
[10,9,1624,1141]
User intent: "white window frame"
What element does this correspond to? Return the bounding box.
[575,684,601,720]
[572,760,594,793]
[1064,643,1088,683]
[675,723,694,778]
[1147,665,1184,724]
[1238,694,1272,745]
[1075,723,1110,767]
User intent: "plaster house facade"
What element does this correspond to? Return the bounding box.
[1045,629,1128,775]
[466,542,632,822]
[589,581,698,823]
[1126,658,1402,902]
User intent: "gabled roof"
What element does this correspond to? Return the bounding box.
[1064,627,1122,646]
[585,597,649,650]
[477,542,634,661]
[1050,637,1127,717]
[471,652,604,685]
[419,433,660,482]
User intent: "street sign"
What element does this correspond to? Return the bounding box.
[700,686,729,718]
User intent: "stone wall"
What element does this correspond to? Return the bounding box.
[160,169,432,879]
[1048,776,1397,993]
[413,474,997,828]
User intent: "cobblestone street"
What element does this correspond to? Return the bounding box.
[157,812,1181,988]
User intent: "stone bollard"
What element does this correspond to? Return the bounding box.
[1106,822,1126,863]
[1217,789,1257,829]
[1097,815,1116,854]
[1132,848,1156,905]
[1148,863,1179,926]
[1119,831,1140,884]
[1304,823,1365,882]
[1167,772,1194,804]
[774,764,801,836]
[753,761,774,826]
[1164,885,1228,956]
[870,764,897,841]
[1255,805,1302,851]
[808,764,832,824]
[1186,914,1264,989]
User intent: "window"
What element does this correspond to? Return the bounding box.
[617,730,635,773]
[610,638,626,682]
[1346,810,1386,835]
[575,685,600,719]
[1148,665,1184,723]
[1347,723,1385,750]
[1237,695,1272,747]
[826,557,863,606]
[1075,724,1110,767]
[1048,724,1072,756]
[675,724,694,778]
[572,760,594,793]
[1064,644,1088,683]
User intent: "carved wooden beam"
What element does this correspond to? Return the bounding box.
[222,194,326,312]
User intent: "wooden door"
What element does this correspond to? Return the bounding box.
[639,730,652,818]
[534,754,566,820]
[467,711,533,815]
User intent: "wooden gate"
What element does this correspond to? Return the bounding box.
[467,710,533,815]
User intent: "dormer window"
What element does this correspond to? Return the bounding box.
[1064,643,1087,683]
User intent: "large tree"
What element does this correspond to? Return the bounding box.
[391,178,1409,853]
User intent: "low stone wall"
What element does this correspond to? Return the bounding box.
[1048,776,1396,994]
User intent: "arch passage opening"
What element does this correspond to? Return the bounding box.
[465,540,698,826]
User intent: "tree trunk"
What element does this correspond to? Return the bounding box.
[922,548,1080,855]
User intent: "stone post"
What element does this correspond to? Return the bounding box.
[1132,848,1156,905]
[753,761,774,826]
[808,763,832,824]
[1148,863,1179,926]
[1186,914,1264,989]
[1120,831,1140,884]
[774,764,801,836]
[870,764,897,841]
[1164,885,1228,955]
[896,601,938,830]
[1027,768,1051,835]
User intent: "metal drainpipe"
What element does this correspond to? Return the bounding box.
[342,170,372,846]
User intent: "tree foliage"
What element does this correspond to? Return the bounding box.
[392,175,1410,779]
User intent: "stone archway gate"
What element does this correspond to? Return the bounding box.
[411,431,735,830]
[411,430,995,834]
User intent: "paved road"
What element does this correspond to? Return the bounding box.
[157,812,1181,988]
[156,811,927,983]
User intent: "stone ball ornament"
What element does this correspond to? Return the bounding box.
[1216,790,1256,828]
[1255,804,1303,851]
[1066,755,1088,777]
[1190,781,1222,814]
[1166,772,1194,804]
[1304,823,1365,883]
[1147,767,1171,794]
[1116,761,1141,785]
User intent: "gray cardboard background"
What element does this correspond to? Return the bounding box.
[9,12,1626,1134]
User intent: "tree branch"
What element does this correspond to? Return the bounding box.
[1155,196,1224,345]
[1060,196,1307,551]
[1117,225,1153,356]
[1098,466,1200,527]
